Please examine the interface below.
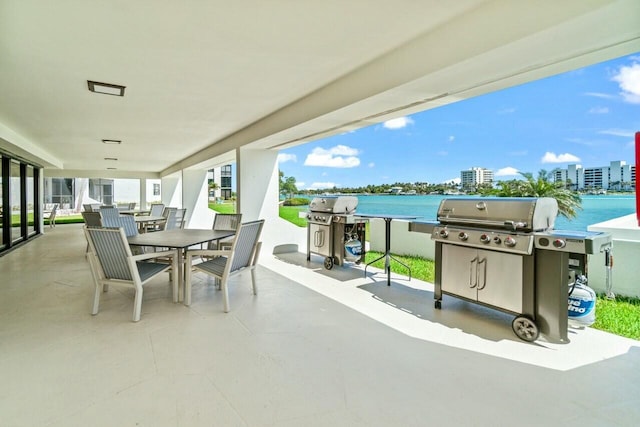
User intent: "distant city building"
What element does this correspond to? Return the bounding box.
[460,167,493,190]
[553,160,636,191]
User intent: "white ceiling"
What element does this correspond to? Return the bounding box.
[1,0,639,177]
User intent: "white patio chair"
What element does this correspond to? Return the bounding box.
[99,207,120,223]
[210,213,242,250]
[84,226,178,322]
[43,203,58,228]
[185,219,264,311]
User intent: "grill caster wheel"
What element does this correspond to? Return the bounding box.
[324,257,334,270]
[435,300,442,309]
[512,316,539,342]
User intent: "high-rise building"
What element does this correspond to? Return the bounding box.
[553,161,635,191]
[460,167,493,190]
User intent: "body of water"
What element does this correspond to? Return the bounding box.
[301,194,637,231]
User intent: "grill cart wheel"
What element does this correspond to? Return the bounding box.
[434,300,442,309]
[512,316,539,342]
[324,257,334,270]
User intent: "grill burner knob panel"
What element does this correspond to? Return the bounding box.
[458,232,468,241]
[504,236,517,247]
[480,234,490,244]
[493,236,502,244]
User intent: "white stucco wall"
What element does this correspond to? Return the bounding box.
[588,214,640,298]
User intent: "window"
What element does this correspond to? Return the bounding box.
[153,183,160,196]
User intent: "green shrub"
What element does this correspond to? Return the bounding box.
[283,198,309,206]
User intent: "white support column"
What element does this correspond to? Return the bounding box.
[236,147,279,222]
[161,171,182,208]
[139,178,147,210]
[182,169,213,229]
[236,147,306,255]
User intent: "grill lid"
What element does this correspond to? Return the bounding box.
[437,197,558,232]
[309,196,358,214]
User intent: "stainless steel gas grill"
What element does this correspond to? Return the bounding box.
[409,197,612,343]
[306,196,367,270]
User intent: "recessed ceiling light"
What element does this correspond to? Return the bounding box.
[88,80,125,96]
[102,139,122,144]
[104,157,118,161]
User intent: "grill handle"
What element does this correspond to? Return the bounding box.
[469,256,479,288]
[477,258,487,290]
[314,230,325,247]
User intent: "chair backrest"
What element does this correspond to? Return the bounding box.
[149,203,165,216]
[85,227,134,281]
[83,204,94,212]
[128,202,136,210]
[81,211,102,227]
[99,207,120,221]
[46,204,58,223]
[229,220,265,272]
[165,208,186,230]
[101,214,138,237]
[213,213,242,232]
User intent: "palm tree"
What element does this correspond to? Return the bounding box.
[481,169,582,219]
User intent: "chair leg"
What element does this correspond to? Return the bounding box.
[221,279,230,313]
[251,269,258,295]
[91,283,101,315]
[132,285,143,322]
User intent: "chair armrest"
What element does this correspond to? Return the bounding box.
[131,249,178,262]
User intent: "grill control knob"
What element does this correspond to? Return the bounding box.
[553,239,566,249]
[480,234,490,244]
[504,236,517,247]
[458,232,468,241]
[438,229,449,238]
[493,236,502,244]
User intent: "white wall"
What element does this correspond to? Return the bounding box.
[588,214,640,298]
[368,218,435,259]
[182,169,214,229]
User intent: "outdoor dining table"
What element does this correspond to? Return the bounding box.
[128,229,235,302]
[120,209,151,216]
[132,215,166,233]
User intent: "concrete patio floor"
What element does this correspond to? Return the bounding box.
[1,224,639,426]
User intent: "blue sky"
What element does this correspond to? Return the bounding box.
[277,53,640,190]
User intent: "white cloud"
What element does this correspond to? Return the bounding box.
[495,167,520,176]
[296,182,305,188]
[304,145,360,168]
[383,117,414,130]
[308,182,337,190]
[598,129,634,137]
[498,107,516,114]
[588,107,609,114]
[277,153,297,163]
[583,92,614,99]
[612,62,640,104]
[368,162,375,168]
[541,152,581,163]
[448,135,455,142]
[437,151,448,156]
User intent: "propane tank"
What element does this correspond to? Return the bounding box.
[344,235,362,263]
[568,275,596,327]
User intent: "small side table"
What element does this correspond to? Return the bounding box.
[356,214,419,286]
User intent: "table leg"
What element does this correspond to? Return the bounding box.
[177,249,184,302]
[364,217,411,286]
